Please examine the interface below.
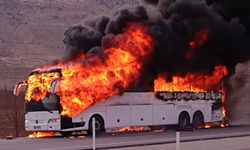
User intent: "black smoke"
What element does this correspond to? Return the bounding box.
[206,0,250,35]
[63,0,250,86]
[141,0,159,5]
[63,25,102,60]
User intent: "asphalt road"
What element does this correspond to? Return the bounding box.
[1,126,250,150]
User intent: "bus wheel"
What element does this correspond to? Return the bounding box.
[87,115,105,135]
[192,111,204,128]
[59,131,73,137]
[178,112,190,129]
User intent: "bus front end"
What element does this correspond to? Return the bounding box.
[24,95,61,131]
[13,69,63,132]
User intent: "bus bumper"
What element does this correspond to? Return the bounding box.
[25,111,61,131]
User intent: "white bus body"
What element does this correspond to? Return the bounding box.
[23,92,223,134]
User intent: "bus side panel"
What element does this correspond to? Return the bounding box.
[73,106,106,130]
[152,104,177,125]
[105,105,131,128]
[203,104,212,123]
[131,105,153,126]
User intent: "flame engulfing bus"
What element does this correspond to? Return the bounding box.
[14,67,223,136]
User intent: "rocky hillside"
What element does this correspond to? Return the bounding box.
[0,0,139,88]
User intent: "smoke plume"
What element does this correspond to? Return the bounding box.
[64,0,250,76]
[62,0,250,120]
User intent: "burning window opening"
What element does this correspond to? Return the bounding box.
[154,65,228,92]
[25,72,61,102]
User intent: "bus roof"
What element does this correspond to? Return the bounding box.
[29,67,62,76]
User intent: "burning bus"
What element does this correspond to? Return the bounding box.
[11,0,250,137]
[12,21,232,137]
[13,64,227,137]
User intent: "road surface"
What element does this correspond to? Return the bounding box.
[0,126,250,150]
[115,136,250,150]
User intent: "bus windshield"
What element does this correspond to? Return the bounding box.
[25,94,60,112]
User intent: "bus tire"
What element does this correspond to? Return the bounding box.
[87,115,105,135]
[59,131,73,137]
[178,112,190,129]
[192,111,204,128]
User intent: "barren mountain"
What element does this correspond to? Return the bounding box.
[0,0,139,88]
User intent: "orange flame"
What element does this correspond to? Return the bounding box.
[186,29,210,59]
[25,54,86,102]
[221,88,227,118]
[154,65,229,128]
[26,24,153,117]
[118,126,145,132]
[25,72,61,101]
[56,24,153,117]
[204,124,211,129]
[154,65,228,92]
[28,132,55,138]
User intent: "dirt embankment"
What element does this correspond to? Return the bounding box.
[0,0,139,89]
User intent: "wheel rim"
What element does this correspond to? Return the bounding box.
[194,115,201,124]
[90,118,103,132]
[179,113,190,128]
[95,121,101,131]
[193,113,203,127]
[179,116,187,127]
